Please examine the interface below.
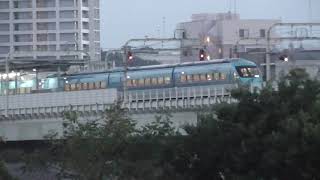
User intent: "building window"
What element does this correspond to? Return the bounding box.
[83,44,89,52]
[14,34,33,42]
[260,29,266,38]
[60,44,76,51]
[82,22,89,29]
[82,10,89,18]
[37,11,56,19]
[37,22,56,30]
[0,24,9,31]
[14,12,32,19]
[37,33,56,41]
[60,10,77,18]
[14,45,33,52]
[14,23,33,31]
[60,22,78,30]
[13,0,32,8]
[82,0,88,7]
[239,29,249,38]
[60,0,75,7]
[0,46,10,54]
[0,1,9,9]
[37,45,56,51]
[0,12,9,20]
[0,35,9,43]
[36,0,55,8]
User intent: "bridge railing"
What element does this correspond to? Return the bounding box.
[0,84,238,119]
[126,84,238,111]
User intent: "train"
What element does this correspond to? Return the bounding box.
[0,58,263,95]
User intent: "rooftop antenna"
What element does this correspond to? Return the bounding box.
[308,0,312,21]
[162,17,166,39]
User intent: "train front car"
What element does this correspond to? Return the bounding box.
[231,59,263,91]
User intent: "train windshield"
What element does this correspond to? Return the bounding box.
[236,66,260,78]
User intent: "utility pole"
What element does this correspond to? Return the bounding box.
[5,53,9,117]
[122,46,129,106]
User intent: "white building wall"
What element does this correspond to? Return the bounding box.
[176,13,280,59]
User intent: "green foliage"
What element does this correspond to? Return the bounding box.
[172,69,320,180]
[0,160,16,180]
[24,102,180,180]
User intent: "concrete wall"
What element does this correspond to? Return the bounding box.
[0,89,117,110]
[0,111,199,141]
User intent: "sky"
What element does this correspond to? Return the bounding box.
[101,0,320,49]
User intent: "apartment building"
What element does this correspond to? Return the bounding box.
[0,0,100,62]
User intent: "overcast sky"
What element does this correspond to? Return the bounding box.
[101,0,320,49]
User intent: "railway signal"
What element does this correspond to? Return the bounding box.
[279,55,289,62]
[127,51,133,62]
[199,49,206,61]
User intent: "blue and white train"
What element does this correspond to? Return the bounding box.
[0,58,263,94]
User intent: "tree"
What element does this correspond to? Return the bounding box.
[24,102,180,180]
[0,139,16,180]
[0,160,16,180]
[171,68,320,180]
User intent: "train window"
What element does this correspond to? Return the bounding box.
[241,68,249,77]
[20,88,25,94]
[158,77,164,85]
[207,74,212,81]
[26,88,31,94]
[132,79,138,87]
[138,79,145,86]
[71,84,76,91]
[200,74,207,81]
[165,77,171,84]
[76,83,81,90]
[187,74,193,82]
[220,73,226,80]
[101,81,107,89]
[94,82,100,89]
[82,83,88,90]
[127,80,132,87]
[65,84,70,91]
[193,74,200,82]
[145,78,151,86]
[151,77,157,85]
[88,82,95,89]
[180,75,187,83]
[214,73,219,80]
